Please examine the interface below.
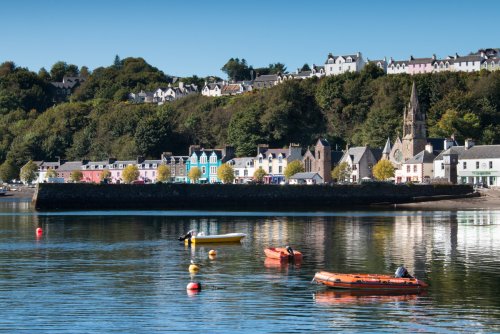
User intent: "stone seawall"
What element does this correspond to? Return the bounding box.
[33,183,475,211]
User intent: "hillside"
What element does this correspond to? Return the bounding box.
[1,58,500,181]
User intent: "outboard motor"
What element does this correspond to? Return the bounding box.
[395,266,413,278]
[286,245,295,262]
[178,230,194,241]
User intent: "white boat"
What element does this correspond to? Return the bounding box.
[0,188,6,196]
[180,231,246,244]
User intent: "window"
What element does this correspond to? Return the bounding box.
[406,165,410,172]
[201,166,206,175]
[476,161,479,169]
[191,156,197,164]
[463,162,467,169]
[279,166,282,173]
[318,151,321,159]
[244,170,248,177]
[259,157,262,164]
[352,175,356,182]
[200,155,207,164]
[268,156,273,163]
[352,165,357,171]
[278,156,282,163]
[413,165,417,172]
[235,170,239,176]
[441,163,444,170]
[210,155,217,163]
[489,161,493,169]
[210,166,217,174]
[268,166,272,173]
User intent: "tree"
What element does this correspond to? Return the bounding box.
[188,167,201,183]
[217,163,235,184]
[100,169,111,182]
[46,168,57,179]
[284,160,304,180]
[70,170,83,182]
[156,164,171,183]
[20,160,38,184]
[268,62,287,74]
[301,63,311,72]
[331,162,351,183]
[0,159,18,182]
[221,58,250,81]
[122,165,139,183]
[372,159,395,181]
[38,68,51,82]
[253,167,267,183]
[113,55,122,69]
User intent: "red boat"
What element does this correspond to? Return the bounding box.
[264,247,302,262]
[313,271,428,291]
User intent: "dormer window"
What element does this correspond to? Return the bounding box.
[268,156,273,163]
[278,156,283,164]
[200,155,207,164]
[209,154,217,163]
[191,156,197,164]
[258,157,263,164]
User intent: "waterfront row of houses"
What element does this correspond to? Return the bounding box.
[128,82,198,104]
[28,81,500,187]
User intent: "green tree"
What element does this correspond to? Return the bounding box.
[301,64,311,72]
[188,167,201,183]
[268,62,287,74]
[227,103,264,156]
[20,160,38,184]
[122,165,139,183]
[372,159,395,181]
[0,159,18,182]
[38,67,51,81]
[156,164,171,182]
[221,58,250,81]
[253,167,267,183]
[331,162,351,183]
[46,168,57,179]
[100,169,111,182]
[113,55,122,69]
[284,160,304,180]
[70,170,83,182]
[217,163,235,184]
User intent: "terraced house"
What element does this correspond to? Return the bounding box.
[186,145,235,183]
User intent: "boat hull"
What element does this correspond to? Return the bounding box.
[264,247,302,261]
[313,271,428,291]
[185,233,246,244]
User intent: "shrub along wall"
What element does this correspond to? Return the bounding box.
[33,183,474,211]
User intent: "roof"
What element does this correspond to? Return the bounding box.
[228,157,254,168]
[382,138,391,154]
[221,84,241,94]
[57,161,83,171]
[409,57,434,65]
[460,145,500,160]
[259,148,288,158]
[192,149,223,159]
[347,147,368,164]
[434,146,466,161]
[290,172,322,180]
[404,150,436,164]
[455,55,486,63]
[254,74,278,82]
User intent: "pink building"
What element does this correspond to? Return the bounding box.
[407,55,436,75]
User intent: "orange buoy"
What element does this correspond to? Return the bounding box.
[208,249,217,256]
[187,282,201,291]
[36,228,43,236]
[189,263,200,273]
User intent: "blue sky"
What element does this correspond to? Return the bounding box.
[2,0,499,78]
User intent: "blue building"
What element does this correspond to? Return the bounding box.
[186,145,235,183]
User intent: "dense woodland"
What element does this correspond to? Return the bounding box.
[1,57,500,181]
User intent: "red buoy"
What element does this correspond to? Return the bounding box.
[36,228,43,236]
[186,282,201,291]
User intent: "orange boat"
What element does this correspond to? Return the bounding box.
[264,247,302,262]
[313,271,428,291]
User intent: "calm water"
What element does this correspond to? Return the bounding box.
[0,199,499,333]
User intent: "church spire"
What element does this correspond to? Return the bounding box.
[408,81,420,120]
[382,137,391,155]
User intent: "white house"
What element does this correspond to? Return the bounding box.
[387,58,409,74]
[324,52,365,76]
[228,157,255,184]
[338,146,381,183]
[288,172,323,185]
[254,144,303,184]
[453,53,487,72]
[201,82,223,97]
[395,144,436,183]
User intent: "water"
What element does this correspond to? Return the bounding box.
[0,199,499,333]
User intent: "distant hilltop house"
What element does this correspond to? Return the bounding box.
[324,52,365,76]
[50,76,86,102]
[129,82,198,104]
[202,81,253,97]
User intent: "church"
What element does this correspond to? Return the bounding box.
[387,82,456,183]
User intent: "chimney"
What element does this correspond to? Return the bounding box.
[425,143,433,153]
[257,144,269,156]
[465,139,475,150]
[221,145,235,160]
[455,53,459,59]
[432,54,436,60]
[444,138,454,150]
[179,81,184,89]
[161,152,172,161]
[136,156,145,164]
[189,145,201,155]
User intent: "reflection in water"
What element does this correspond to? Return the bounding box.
[0,200,499,333]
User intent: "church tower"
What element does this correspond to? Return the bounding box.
[402,82,427,161]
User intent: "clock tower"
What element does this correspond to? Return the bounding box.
[402,81,427,161]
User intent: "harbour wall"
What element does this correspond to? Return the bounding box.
[33,183,475,211]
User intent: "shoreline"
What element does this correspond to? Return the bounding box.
[3,186,499,211]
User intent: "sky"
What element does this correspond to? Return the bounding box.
[2,0,499,79]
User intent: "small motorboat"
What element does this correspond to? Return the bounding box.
[264,247,302,262]
[312,270,428,291]
[179,230,246,244]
